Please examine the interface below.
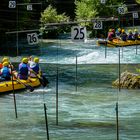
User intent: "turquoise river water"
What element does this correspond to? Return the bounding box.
[0,39,140,140]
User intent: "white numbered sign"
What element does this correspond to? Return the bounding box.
[71,26,87,42]
[27,5,32,11]
[9,1,16,8]
[94,21,103,29]
[100,0,106,4]
[133,12,139,19]
[118,7,125,14]
[27,33,39,45]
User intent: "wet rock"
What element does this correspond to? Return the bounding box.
[112,71,140,89]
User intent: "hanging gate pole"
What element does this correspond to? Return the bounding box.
[116,47,121,140]
[56,66,59,125]
[105,45,107,58]
[116,102,119,140]
[75,55,78,91]
[44,103,50,140]
[11,66,18,118]
[12,82,18,118]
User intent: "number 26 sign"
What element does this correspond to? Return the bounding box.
[71,26,87,42]
[27,33,39,45]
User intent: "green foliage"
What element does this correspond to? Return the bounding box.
[75,0,123,21]
[75,1,97,21]
[136,0,140,4]
[40,5,69,25]
[75,0,124,37]
[40,5,70,38]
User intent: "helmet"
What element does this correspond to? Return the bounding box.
[122,29,125,33]
[2,57,9,63]
[3,61,9,67]
[134,29,138,32]
[22,58,28,63]
[34,57,39,63]
[118,28,121,32]
[109,29,112,32]
[128,29,132,33]
[0,63,3,69]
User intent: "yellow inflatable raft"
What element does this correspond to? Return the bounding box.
[0,77,40,93]
[97,39,140,47]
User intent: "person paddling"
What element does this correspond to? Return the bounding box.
[127,30,134,40]
[120,29,127,41]
[107,29,115,41]
[115,28,121,37]
[107,29,113,41]
[30,57,41,77]
[29,57,49,87]
[0,61,11,81]
[18,58,29,80]
[133,29,139,40]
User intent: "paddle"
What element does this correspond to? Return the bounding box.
[30,70,49,87]
[12,72,34,92]
[15,78,34,92]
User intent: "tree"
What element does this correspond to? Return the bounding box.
[75,0,124,37]
[40,5,70,38]
[136,0,140,4]
[75,0,123,21]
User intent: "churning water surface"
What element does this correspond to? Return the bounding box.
[0,39,140,140]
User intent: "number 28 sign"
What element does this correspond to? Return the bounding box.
[93,21,103,29]
[71,26,87,42]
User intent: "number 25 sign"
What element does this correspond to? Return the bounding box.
[71,26,87,42]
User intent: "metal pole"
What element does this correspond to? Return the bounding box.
[133,17,134,27]
[121,47,123,58]
[44,103,50,140]
[116,102,119,140]
[105,45,107,58]
[11,67,18,118]
[12,81,18,118]
[132,15,138,55]
[134,28,138,56]
[75,55,78,91]
[56,66,58,125]
[16,6,19,56]
[136,45,138,55]
[119,47,121,92]
[115,47,120,140]
[119,16,121,27]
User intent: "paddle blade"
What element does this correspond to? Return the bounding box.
[39,78,47,87]
[25,84,34,92]
[38,75,49,87]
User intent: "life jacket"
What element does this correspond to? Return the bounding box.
[127,33,133,40]
[1,66,11,80]
[108,32,114,41]
[18,63,29,80]
[133,33,139,40]
[116,31,121,37]
[31,63,39,74]
[120,33,127,41]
